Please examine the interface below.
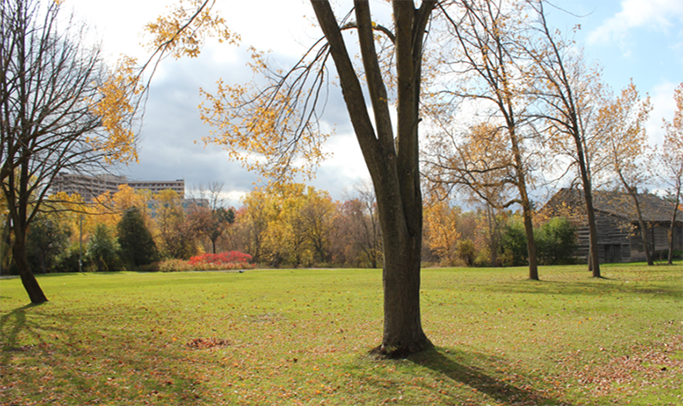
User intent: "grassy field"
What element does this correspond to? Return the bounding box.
[1,263,681,405]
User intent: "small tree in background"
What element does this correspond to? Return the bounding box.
[117,207,158,268]
[86,223,119,272]
[26,215,71,274]
[456,239,476,267]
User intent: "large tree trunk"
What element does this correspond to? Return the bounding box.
[12,227,48,304]
[374,179,431,356]
[6,155,48,303]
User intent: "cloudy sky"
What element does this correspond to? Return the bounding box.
[65,0,682,206]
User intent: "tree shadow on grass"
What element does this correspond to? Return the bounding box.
[0,303,52,365]
[1,304,44,345]
[409,347,573,406]
[481,278,682,300]
[0,303,213,404]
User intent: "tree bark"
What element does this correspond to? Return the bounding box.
[508,124,539,280]
[582,189,602,276]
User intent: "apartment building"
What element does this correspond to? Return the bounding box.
[50,173,185,201]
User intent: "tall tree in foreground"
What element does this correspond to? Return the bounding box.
[186,0,437,355]
[659,83,683,265]
[1,0,137,303]
[308,0,437,355]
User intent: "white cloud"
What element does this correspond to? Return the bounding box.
[646,81,678,146]
[588,0,683,46]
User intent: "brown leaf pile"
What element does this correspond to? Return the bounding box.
[573,335,683,397]
[185,337,230,349]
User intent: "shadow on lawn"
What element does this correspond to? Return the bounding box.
[1,304,42,345]
[409,347,573,406]
[0,303,212,404]
[481,277,682,300]
[0,303,53,365]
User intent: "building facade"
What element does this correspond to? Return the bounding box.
[50,173,185,201]
[540,188,683,263]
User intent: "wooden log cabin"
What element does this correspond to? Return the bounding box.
[540,188,683,263]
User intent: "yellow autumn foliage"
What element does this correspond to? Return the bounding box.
[89,56,140,164]
[144,0,239,59]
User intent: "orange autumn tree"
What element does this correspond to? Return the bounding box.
[424,199,462,266]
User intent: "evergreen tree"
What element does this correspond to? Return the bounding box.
[117,207,158,267]
[26,215,71,274]
[87,224,119,271]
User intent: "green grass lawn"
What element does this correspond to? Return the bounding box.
[1,264,681,405]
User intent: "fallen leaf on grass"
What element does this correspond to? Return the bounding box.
[185,338,230,349]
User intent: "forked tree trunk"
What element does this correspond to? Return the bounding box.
[311,0,435,356]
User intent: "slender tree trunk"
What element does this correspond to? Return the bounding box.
[583,189,602,276]
[521,201,539,280]
[630,191,653,265]
[573,138,602,277]
[509,127,539,280]
[668,188,681,265]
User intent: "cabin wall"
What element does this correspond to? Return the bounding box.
[573,214,631,264]
[630,222,683,261]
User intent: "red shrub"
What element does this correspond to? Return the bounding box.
[188,251,253,269]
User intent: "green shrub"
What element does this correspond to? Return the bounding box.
[536,217,577,265]
[500,220,528,266]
